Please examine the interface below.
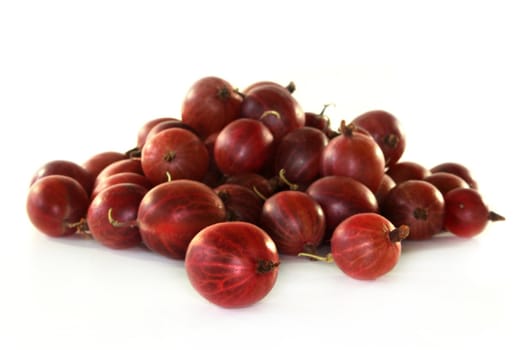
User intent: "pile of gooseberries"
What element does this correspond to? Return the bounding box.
[26,76,505,308]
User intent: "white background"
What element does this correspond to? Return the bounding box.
[1,1,523,349]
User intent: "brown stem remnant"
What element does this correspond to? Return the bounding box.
[285,81,296,94]
[338,120,356,137]
[488,211,505,222]
[216,86,231,100]
[413,207,428,220]
[256,260,280,274]
[164,151,176,162]
[384,133,400,149]
[389,224,410,242]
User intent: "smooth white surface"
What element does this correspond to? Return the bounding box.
[1,1,523,349]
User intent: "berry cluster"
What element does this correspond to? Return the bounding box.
[26,76,504,308]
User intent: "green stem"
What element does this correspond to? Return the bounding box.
[108,208,136,228]
[297,252,334,263]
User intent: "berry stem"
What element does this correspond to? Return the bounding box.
[278,168,299,190]
[260,110,281,120]
[319,103,335,116]
[107,208,137,228]
[252,186,268,201]
[285,81,296,94]
[488,211,505,222]
[125,147,141,158]
[297,252,334,263]
[233,88,245,100]
[66,218,90,235]
[389,224,410,242]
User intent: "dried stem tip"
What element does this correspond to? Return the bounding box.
[338,120,356,137]
[488,211,505,222]
[389,225,410,242]
[285,81,296,94]
[256,260,280,274]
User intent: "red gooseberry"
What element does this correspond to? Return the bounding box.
[260,190,326,255]
[321,121,385,192]
[87,183,147,249]
[27,175,89,237]
[185,222,279,308]
[351,110,406,168]
[300,213,409,280]
[381,180,444,240]
[181,76,242,139]
[444,187,505,238]
[137,180,227,260]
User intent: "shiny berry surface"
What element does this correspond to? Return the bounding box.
[185,222,279,308]
[331,213,409,280]
[444,188,504,238]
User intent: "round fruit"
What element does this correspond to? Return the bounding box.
[375,174,396,207]
[273,127,329,186]
[27,175,89,237]
[306,175,379,238]
[133,117,178,155]
[91,172,152,199]
[444,188,505,238]
[214,119,274,176]
[200,132,224,188]
[242,80,296,94]
[181,76,243,139]
[381,180,445,240]
[94,158,144,188]
[224,173,278,199]
[143,119,198,144]
[304,104,338,139]
[423,172,469,196]
[330,213,409,280]
[30,159,94,196]
[137,180,227,259]
[351,110,406,167]
[260,191,326,255]
[185,221,279,308]
[386,161,431,184]
[87,183,147,249]
[141,127,209,185]
[321,121,385,192]
[214,184,264,225]
[240,83,304,141]
[431,162,478,189]
[82,151,128,180]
